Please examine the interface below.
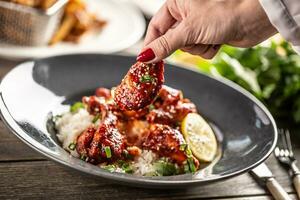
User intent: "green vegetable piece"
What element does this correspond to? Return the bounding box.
[104,146,112,158]
[80,154,87,161]
[144,171,160,176]
[70,102,84,113]
[154,159,178,176]
[185,147,193,157]
[68,142,76,151]
[179,143,187,151]
[102,165,116,173]
[140,74,154,83]
[188,158,196,173]
[149,104,155,111]
[92,113,100,123]
[183,163,190,173]
[121,163,133,174]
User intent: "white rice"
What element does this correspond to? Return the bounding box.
[55,108,94,157]
[133,150,157,176]
[55,108,159,175]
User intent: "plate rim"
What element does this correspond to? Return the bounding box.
[0,54,278,186]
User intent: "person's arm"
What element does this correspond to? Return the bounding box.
[259,0,300,53]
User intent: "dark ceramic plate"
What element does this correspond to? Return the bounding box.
[0,54,277,188]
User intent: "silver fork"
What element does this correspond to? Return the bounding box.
[274,129,300,198]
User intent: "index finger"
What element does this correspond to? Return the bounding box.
[143,2,177,46]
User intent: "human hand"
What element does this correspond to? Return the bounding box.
[137,0,277,63]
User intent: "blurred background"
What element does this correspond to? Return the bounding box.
[0,0,300,131]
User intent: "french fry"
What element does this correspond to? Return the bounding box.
[41,0,57,9]
[49,14,76,45]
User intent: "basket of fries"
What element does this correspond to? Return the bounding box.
[0,0,68,46]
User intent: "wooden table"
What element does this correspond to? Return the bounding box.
[0,58,299,200]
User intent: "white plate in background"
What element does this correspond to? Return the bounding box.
[131,0,165,17]
[0,0,146,59]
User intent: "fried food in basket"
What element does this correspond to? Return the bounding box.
[1,0,107,45]
[50,0,107,45]
[3,0,57,9]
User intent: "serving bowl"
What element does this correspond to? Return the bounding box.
[0,54,277,188]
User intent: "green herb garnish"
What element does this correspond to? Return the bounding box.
[154,159,178,176]
[185,147,193,157]
[187,158,196,173]
[68,142,76,151]
[80,154,87,161]
[140,74,154,83]
[122,150,133,160]
[70,102,84,113]
[183,163,190,173]
[102,164,116,172]
[179,143,187,151]
[121,163,133,174]
[92,113,101,123]
[149,104,155,111]
[104,146,112,158]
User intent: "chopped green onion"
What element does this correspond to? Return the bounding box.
[179,143,187,151]
[184,163,190,173]
[80,154,87,161]
[68,142,76,151]
[104,146,112,158]
[188,158,196,173]
[149,104,155,111]
[122,150,133,160]
[92,113,100,123]
[140,74,154,83]
[144,171,160,177]
[121,163,133,174]
[154,159,178,176]
[102,165,116,172]
[70,102,84,113]
[185,147,193,157]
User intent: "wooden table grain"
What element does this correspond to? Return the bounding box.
[0,58,299,200]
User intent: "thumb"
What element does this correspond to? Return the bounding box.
[137,22,187,63]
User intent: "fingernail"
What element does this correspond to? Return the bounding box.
[137,48,156,62]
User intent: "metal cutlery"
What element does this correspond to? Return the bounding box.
[251,163,291,200]
[275,129,300,199]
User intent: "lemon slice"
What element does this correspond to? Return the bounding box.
[181,113,217,162]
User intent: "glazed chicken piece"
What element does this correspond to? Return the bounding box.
[124,120,149,146]
[76,126,96,157]
[82,96,105,116]
[95,87,111,99]
[88,113,126,163]
[146,86,197,125]
[142,124,188,164]
[82,93,119,118]
[114,61,164,111]
[76,113,126,163]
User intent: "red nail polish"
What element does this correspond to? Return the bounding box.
[137,48,155,62]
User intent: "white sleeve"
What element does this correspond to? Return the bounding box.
[259,0,300,53]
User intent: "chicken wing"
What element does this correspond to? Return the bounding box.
[142,124,188,164]
[114,61,164,111]
[146,86,197,125]
[76,113,126,163]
